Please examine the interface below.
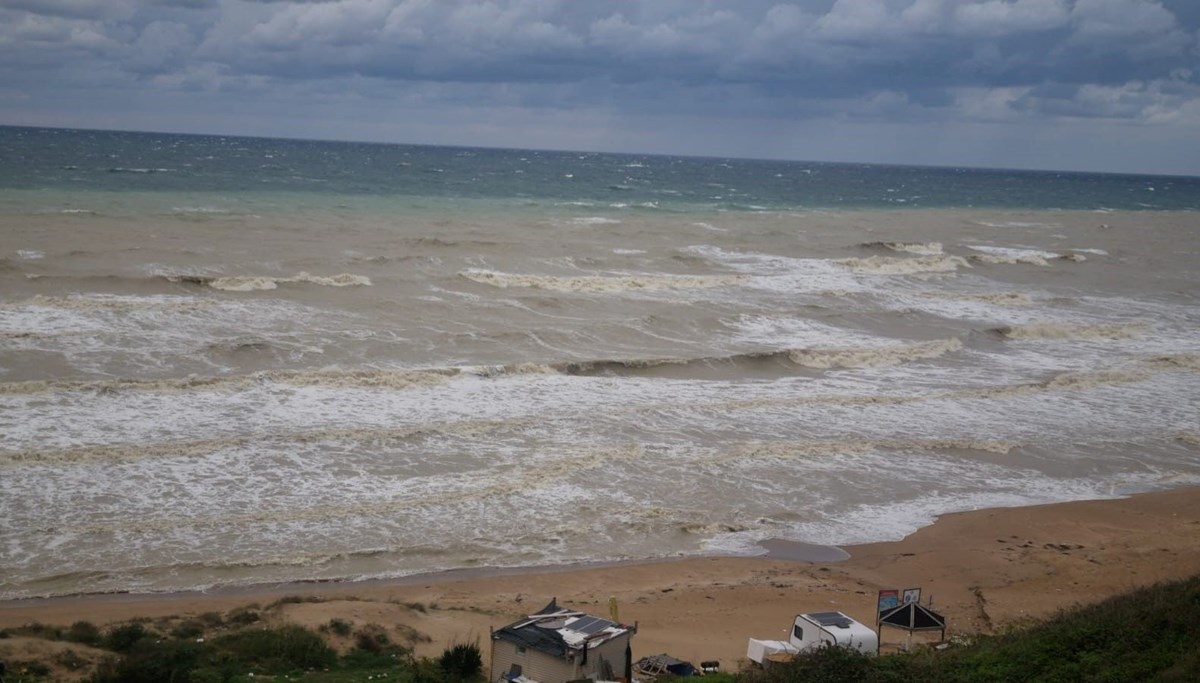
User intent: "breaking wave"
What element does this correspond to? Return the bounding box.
[0,367,455,396]
[923,291,1034,306]
[516,338,964,377]
[0,419,520,466]
[173,272,372,291]
[786,338,962,369]
[966,246,1084,266]
[992,322,1150,340]
[459,269,749,292]
[5,294,215,312]
[677,369,1151,416]
[723,437,1019,462]
[1146,355,1200,371]
[858,241,944,255]
[836,255,968,275]
[42,445,644,533]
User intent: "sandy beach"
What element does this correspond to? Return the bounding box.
[4,486,1199,673]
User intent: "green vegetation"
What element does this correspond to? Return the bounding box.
[4,576,1199,682]
[741,574,1200,683]
[438,642,484,682]
[0,603,486,683]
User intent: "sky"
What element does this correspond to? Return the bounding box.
[1,0,1199,175]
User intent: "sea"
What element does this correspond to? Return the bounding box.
[1,125,1198,600]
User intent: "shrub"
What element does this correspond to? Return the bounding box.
[66,620,102,645]
[744,644,881,683]
[103,623,150,653]
[88,640,206,683]
[198,612,225,628]
[354,625,391,654]
[10,660,52,677]
[11,622,63,640]
[325,618,353,636]
[439,641,483,682]
[55,648,89,671]
[170,619,206,640]
[211,625,336,674]
[225,608,260,626]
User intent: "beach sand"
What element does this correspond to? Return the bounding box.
[4,487,1199,673]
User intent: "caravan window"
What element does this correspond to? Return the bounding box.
[793,625,803,640]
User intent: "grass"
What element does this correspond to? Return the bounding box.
[6,576,1200,682]
[741,574,1200,683]
[0,607,483,683]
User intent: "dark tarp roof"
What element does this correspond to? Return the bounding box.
[636,654,696,677]
[878,602,947,632]
[493,599,570,658]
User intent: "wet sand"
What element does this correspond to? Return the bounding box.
[3,487,1199,671]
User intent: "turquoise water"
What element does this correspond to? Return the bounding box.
[4,125,1199,210]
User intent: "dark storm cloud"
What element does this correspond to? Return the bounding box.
[0,1,1198,172]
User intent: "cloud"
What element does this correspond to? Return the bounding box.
[0,0,1198,173]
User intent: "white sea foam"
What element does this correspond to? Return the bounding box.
[995,322,1150,340]
[976,221,1059,228]
[836,254,969,274]
[4,199,1199,601]
[787,338,963,369]
[923,291,1034,306]
[859,241,944,255]
[9,294,215,312]
[16,249,45,260]
[684,246,865,294]
[206,272,372,291]
[0,367,455,396]
[459,268,749,292]
[966,245,1063,266]
[570,216,621,225]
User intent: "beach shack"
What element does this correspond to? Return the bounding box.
[491,598,636,683]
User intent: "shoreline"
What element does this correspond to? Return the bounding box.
[5,486,1200,668]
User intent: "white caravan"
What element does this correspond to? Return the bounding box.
[746,611,878,665]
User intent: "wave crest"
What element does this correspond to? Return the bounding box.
[0,368,454,396]
[787,338,962,369]
[10,294,215,312]
[993,322,1150,340]
[0,418,518,465]
[1146,355,1200,371]
[162,272,371,291]
[924,291,1033,306]
[858,241,944,255]
[836,255,968,275]
[459,269,749,292]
